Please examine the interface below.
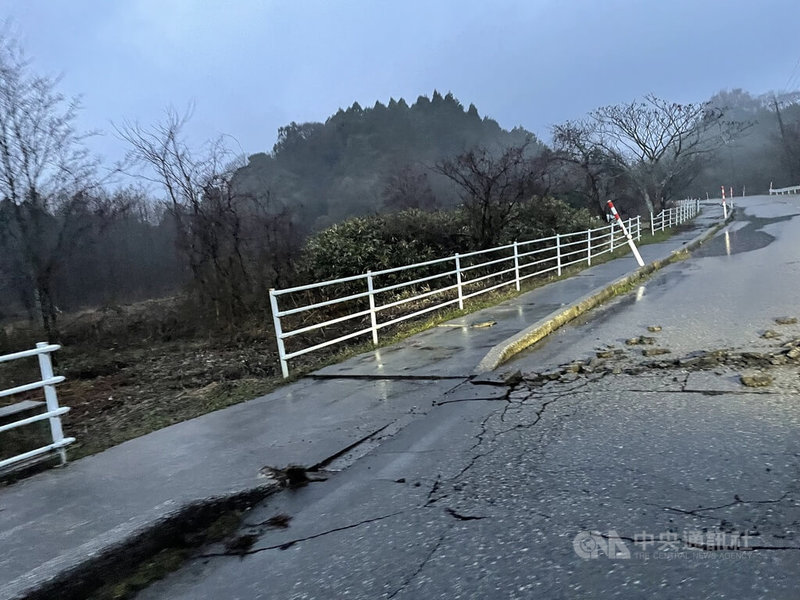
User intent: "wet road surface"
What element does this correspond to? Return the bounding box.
[138,196,800,600]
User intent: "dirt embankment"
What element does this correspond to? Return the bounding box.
[1,298,286,461]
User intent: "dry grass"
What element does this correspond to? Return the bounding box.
[0,223,686,463]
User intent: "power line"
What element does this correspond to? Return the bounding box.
[784,57,800,92]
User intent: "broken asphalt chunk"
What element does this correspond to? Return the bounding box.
[642,348,671,357]
[774,316,798,325]
[470,369,522,386]
[740,372,773,387]
[625,336,656,345]
[259,465,325,488]
[471,320,497,328]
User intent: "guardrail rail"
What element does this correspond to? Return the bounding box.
[650,198,701,234]
[0,342,74,471]
[769,184,800,195]
[270,216,643,378]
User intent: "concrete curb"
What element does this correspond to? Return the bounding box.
[2,484,277,600]
[474,210,734,374]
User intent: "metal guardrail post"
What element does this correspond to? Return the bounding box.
[454,253,464,309]
[268,205,698,371]
[366,271,379,345]
[606,201,644,267]
[556,234,562,276]
[269,290,290,379]
[36,342,67,465]
[587,229,592,266]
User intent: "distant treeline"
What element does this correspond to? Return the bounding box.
[233,91,539,229]
[1,35,799,342]
[694,88,800,194]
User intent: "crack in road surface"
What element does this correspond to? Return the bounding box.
[197,510,407,558]
[134,314,800,598]
[444,507,486,521]
[386,527,452,599]
[660,492,791,518]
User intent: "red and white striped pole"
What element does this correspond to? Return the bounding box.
[721,185,728,219]
[606,200,645,267]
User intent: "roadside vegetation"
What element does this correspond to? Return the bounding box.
[1,220,690,463]
[1,26,798,466]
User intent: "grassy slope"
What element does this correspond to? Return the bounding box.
[1,224,686,463]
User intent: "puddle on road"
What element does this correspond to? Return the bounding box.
[693,213,800,257]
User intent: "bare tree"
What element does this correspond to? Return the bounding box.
[579,95,747,212]
[0,33,102,338]
[552,120,621,216]
[381,164,437,211]
[435,143,544,248]
[118,109,305,325]
[118,108,258,324]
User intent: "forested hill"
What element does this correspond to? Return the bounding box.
[233,91,542,229]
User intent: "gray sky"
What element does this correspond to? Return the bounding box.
[3,0,799,165]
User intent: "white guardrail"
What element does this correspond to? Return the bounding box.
[270,200,703,378]
[0,342,74,471]
[769,184,800,195]
[271,215,650,378]
[650,198,701,234]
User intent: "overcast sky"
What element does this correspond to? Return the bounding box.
[2,0,799,165]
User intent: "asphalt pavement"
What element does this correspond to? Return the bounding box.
[134,195,800,600]
[0,203,726,600]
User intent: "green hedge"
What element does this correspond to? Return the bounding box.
[300,198,598,281]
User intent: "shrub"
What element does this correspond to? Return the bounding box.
[299,198,598,283]
[501,196,597,243]
[299,209,467,280]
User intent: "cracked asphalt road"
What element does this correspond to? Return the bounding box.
[138,196,800,600]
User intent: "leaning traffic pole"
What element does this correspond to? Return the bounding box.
[721,185,728,219]
[606,200,645,267]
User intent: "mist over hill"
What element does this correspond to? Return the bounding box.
[3,69,800,336]
[233,90,542,229]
